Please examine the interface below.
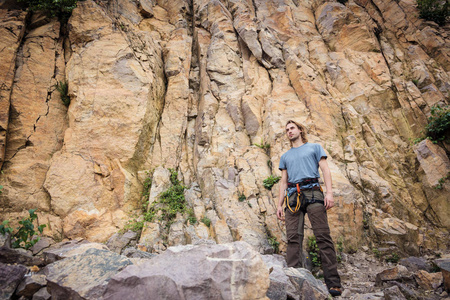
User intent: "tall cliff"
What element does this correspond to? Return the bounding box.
[0,0,449,255]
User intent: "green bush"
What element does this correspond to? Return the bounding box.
[417,0,449,26]
[268,236,280,254]
[425,104,450,142]
[187,209,197,225]
[55,81,70,107]
[263,175,281,189]
[238,193,246,202]
[435,172,450,189]
[0,220,13,235]
[1,209,46,249]
[307,236,321,268]
[254,139,270,154]
[142,171,152,198]
[145,169,187,225]
[18,0,78,22]
[385,253,400,263]
[201,217,211,227]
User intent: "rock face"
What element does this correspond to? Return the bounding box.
[0,0,449,256]
[45,248,132,299]
[104,241,270,299]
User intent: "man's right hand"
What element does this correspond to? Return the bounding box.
[276,206,284,221]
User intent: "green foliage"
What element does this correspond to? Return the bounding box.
[411,136,426,144]
[385,253,400,263]
[0,220,13,235]
[435,172,450,189]
[55,81,70,107]
[263,175,281,190]
[201,217,211,227]
[122,218,144,232]
[412,79,419,86]
[372,247,382,259]
[187,209,197,225]
[254,139,270,153]
[142,171,153,198]
[268,236,280,254]
[18,0,78,22]
[7,209,47,250]
[417,0,449,26]
[336,237,344,263]
[0,185,3,194]
[425,104,450,142]
[238,193,246,202]
[145,169,187,225]
[411,104,449,145]
[307,236,321,268]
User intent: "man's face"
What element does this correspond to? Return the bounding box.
[285,123,301,141]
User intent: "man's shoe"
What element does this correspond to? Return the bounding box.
[328,287,342,297]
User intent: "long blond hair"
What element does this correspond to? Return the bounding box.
[285,120,308,145]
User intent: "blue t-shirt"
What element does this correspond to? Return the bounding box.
[279,142,327,183]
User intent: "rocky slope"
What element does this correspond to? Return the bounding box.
[0,0,449,257]
[1,236,449,299]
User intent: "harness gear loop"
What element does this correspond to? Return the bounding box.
[285,183,302,213]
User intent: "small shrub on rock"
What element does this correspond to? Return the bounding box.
[417,0,449,26]
[263,175,281,189]
[18,0,78,22]
[1,209,46,249]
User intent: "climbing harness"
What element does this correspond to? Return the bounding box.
[284,178,324,213]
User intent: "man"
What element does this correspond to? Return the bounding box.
[277,120,342,297]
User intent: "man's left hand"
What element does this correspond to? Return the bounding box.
[324,192,334,210]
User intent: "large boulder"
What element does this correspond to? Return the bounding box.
[0,262,28,300]
[261,254,329,300]
[104,241,270,299]
[45,248,131,299]
[43,239,109,263]
[0,246,45,266]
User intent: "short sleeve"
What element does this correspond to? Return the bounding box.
[315,144,327,162]
[279,155,286,170]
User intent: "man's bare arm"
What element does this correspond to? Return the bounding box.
[277,169,288,220]
[319,158,334,210]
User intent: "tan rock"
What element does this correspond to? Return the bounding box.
[414,139,450,187]
[414,270,443,290]
[375,265,411,286]
[0,19,67,220]
[42,0,165,240]
[0,9,27,169]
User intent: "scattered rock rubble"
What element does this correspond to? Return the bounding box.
[0,232,449,300]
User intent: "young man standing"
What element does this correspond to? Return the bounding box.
[277,120,342,297]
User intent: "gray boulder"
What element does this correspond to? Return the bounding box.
[15,274,47,298]
[435,258,450,292]
[0,246,44,266]
[106,230,138,254]
[45,248,131,300]
[32,287,51,300]
[43,239,109,263]
[262,254,289,299]
[383,285,407,300]
[399,257,432,273]
[121,247,156,259]
[261,254,329,300]
[0,262,28,300]
[284,268,329,300]
[104,241,269,300]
